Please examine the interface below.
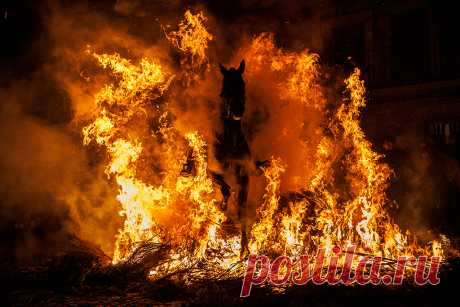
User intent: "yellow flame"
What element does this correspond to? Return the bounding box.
[80,13,445,279]
[165,10,213,67]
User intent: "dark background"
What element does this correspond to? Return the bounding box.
[1,0,460,305]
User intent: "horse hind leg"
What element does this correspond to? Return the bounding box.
[236,164,249,258]
[210,172,231,211]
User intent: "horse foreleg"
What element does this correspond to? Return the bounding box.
[236,172,248,220]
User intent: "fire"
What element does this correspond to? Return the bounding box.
[82,51,175,262]
[164,9,213,86]
[244,33,324,109]
[81,10,445,281]
[242,37,419,261]
[249,157,286,254]
[165,10,213,64]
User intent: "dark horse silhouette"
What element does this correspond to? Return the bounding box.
[212,60,251,257]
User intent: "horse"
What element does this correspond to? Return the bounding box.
[212,60,251,257]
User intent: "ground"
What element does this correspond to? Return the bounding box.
[4,253,460,306]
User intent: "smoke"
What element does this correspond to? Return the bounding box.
[0,1,223,261]
[385,130,460,237]
[0,78,121,263]
[2,0,457,264]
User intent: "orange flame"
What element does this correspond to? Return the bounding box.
[165,10,213,67]
[81,11,445,279]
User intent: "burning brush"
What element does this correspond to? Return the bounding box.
[79,10,451,290]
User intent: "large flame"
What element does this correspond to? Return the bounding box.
[165,10,213,66]
[82,10,443,279]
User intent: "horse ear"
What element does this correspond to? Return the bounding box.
[237,60,245,74]
[219,63,227,75]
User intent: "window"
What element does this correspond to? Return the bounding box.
[436,11,460,79]
[390,11,430,85]
[428,120,460,145]
[328,23,365,69]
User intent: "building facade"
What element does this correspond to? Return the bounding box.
[318,0,460,151]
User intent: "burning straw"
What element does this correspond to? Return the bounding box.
[78,10,450,287]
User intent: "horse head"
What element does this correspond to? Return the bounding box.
[219,60,246,118]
